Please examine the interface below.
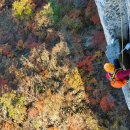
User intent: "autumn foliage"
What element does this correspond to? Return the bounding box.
[0,0,127,130]
[100,94,115,112]
[90,14,100,24]
[77,56,95,72]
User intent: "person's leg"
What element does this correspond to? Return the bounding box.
[113,59,121,69]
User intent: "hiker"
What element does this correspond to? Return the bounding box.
[104,59,130,88]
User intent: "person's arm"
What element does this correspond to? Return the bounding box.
[116,69,130,80]
[125,43,130,55]
[118,43,130,55]
[125,43,130,50]
[106,73,110,79]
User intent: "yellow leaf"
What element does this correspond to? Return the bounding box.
[94,51,102,58]
[65,67,84,91]
[90,78,97,84]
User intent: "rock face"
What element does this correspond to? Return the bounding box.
[94,0,128,44]
[94,0,130,110]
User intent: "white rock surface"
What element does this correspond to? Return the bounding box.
[95,0,130,110]
[94,0,128,44]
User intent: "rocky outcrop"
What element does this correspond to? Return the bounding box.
[94,0,130,110]
[94,0,128,44]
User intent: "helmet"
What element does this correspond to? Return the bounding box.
[104,63,115,73]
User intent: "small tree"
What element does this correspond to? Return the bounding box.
[12,0,34,20]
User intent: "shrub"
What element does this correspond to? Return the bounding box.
[12,0,34,20]
[34,2,60,27]
[61,15,83,32]
[34,3,53,27]
[74,0,88,9]
[2,122,14,130]
[0,91,27,123]
[50,0,61,23]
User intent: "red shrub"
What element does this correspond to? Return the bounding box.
[89,97,97,105]
[3,49,13,57]
[90,14,100,25]
[86,86,93,91]
[28,107,39,118]
[0,78,8,86]
[100,94,115,112]
[77,56,95,72]
[93,89,99,96]
[85,0,94,12]
[0,78,9,92]
[92,30,105,45]
[27,42,40,49]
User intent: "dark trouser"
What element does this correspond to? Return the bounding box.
[113,59,121,69]
[125,48,130,55]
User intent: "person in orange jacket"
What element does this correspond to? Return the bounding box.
[103,41,130,88]
[104,59,130,88]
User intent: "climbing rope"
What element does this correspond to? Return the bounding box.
[119,0,124,65]
[105,2,124,65]
[119,1,130,84]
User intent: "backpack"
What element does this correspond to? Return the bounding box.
[108,69,127,88]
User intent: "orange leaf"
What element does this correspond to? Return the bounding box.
[90,14,100,24]
[89,97,97,105]
[48,128,59,130]
[68,126,75,130]
[28,107,39,118]
[86,86,93,91]
[62,66,69,73]
[35,99,44,112]
[4,122,14,130]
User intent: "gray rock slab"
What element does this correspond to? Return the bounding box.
[106,39,120,63]
[95,0,130,110]
[94,0,128,44]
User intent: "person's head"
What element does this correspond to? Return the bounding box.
[104,63,115,73]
